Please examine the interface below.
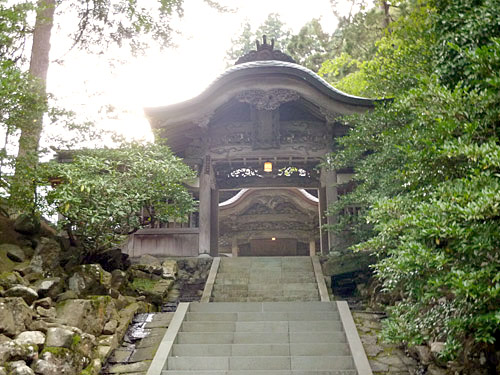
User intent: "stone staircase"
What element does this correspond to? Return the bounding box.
[161,301,357,374]
[211,256,320,302]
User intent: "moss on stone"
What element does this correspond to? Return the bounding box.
[131,278,157,291]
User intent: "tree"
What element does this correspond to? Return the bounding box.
[225,13,291,65]
[286,19,335,72]
[9,0,221,211]
[0,0,46,212]
[44,141,196,252]
[324,0,500,367]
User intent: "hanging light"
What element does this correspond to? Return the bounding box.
[264,161,272,173]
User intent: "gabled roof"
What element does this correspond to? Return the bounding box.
[145,60,375,128]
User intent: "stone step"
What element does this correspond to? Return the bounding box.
[163,371,357,375]
[167,356,355,371]
[184,311,341,322]
[188,302,337,313]
[181,320,343,333]
[209,298,321,304]
[171,343,351,357]
[211,291,319,299]
[176,331,347,344]
[212,283,319,292]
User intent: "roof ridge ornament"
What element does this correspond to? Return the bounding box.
[235,35,297,65]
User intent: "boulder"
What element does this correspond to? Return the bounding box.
[14,331,45,347]
[7,360,34,375]
[36,306,56,319]
[1,244,25,263]
[33,297,52,310]
[132,262,163,276]
[0,298,34,337]
[35,278,62,299]
[45,327,74,348]
[34,348,89,375]
[56,297,115,336]
[102,319,117,335]
[56,290,78,302]
[137,254,160,265]
[0,341,37,363]
[0,335,11,344]
[110,270,128,291]
[30,358,58,375]
[0,272,26,290]
[13,214,40,235]
[162,260,178,279]
[30,238,62,274]
[4,286,38,305]
[67,264,111,297]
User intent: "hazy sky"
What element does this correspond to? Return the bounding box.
[46,0,342,141]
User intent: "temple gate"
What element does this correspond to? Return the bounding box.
[125,38,375,257]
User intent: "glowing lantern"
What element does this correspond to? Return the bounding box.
[264,161,272,173]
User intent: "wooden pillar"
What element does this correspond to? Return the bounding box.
[319,186,328,254]
[198,156,212,255]
[210,187,219,256]
[231,237,239,257]
[320,167,339,253]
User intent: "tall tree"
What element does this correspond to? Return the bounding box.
[325,0,500,368]
[286,19,335,72]
[9,0,222,211]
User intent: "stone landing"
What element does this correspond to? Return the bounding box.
[211,256,320,302]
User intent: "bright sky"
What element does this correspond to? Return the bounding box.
[46,0,343,142]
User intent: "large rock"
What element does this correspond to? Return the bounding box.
[45,327,74,348]
[4,285,38,305]
[131,254,164,277]
[0,298,34,337]
[0,272,26,290]
[0,341,38,363]
[7,360,34,375]
[33,348,89,375]
[35,278,63,299]
[56,297,116,336]
[1,244,25,263]
[29,238,62,274]
[14,331,45,347]
[13,214,40,235]
[162,260,178,279]
[68,264,111,297]
[110,270,128,291]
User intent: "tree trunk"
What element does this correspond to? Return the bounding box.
[10,0,55,212]
[379,0,391,31]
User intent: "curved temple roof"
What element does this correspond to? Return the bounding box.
[144,60,376,130]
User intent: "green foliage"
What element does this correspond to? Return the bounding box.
[287,19,336,72]
[325,0,500,362]
[43,141,196,252]
[0,1,47,212]
[131,278,157,291]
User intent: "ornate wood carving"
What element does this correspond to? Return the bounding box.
[235,35,297,65]
[236,89,300,111]
[280,120,330,152]
[251,108,280,150]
